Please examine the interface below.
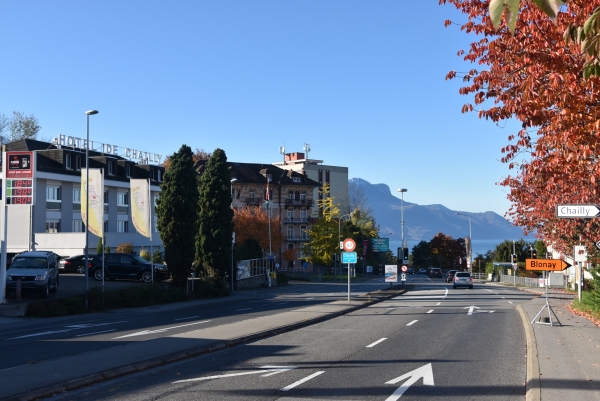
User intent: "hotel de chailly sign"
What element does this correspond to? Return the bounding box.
[54,134,162,165]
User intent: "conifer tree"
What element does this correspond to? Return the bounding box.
[197,148,233,280]
[156,145,199,287]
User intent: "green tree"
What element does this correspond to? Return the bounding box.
[429,233,466,270]
[156,145,199,287]
[8,111,41,142]
[197,148,233,281]
[412,240,433,269]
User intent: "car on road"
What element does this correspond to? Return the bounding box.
[453,272,473,289]
[407,268,415,274]
[59,254,95,274]
[446,270,458,283]
[428,267,442,278]
[418,268,427,275]
[5,251,60,298]
[88,253,170,283]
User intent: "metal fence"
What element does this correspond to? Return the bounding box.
[237,258,275,280]
[498,273,568,288]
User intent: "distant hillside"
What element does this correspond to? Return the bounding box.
[351,178,531,241]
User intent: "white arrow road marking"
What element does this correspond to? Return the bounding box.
[280,371,325,391]
[7,321,128,340]
[366,338,387,348]
[385,363,434,400]
[114,320,211,339]
[173,366,296,383]
[464,306,480,315]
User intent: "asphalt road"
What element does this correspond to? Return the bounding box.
[42,277,536,401]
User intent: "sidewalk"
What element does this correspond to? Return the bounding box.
[511,285,600,401]
[0,282,410,401]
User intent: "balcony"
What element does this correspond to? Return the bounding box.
[283,218,311,224]
[245,198,262,206]
[285,236,310,242]
[285,199,313,208]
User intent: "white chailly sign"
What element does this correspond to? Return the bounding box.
[556,204,600,218]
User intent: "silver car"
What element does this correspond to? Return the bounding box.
[453,272,473,289]
[5,251,59,298]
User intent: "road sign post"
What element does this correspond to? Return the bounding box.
[342,250,357,302]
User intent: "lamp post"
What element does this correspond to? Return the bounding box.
[456,212,472,271]
[397,189,407,263]
[230,178,238,291]
[84,110,98,309]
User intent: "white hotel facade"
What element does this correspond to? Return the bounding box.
[2,138,165,258]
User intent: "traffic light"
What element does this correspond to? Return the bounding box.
[511,254,517,263]
[532,249,537,259]
[403,247,409,261]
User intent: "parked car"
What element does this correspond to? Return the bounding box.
[5,251,60,298]
[407,268,415,274]
[446,270,458,283]
[59,255,95,274]
[428,267,442,278]
[418,268,427,274]
[453,272,473,289]
[87,253,170,283]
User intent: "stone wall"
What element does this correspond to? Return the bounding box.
[236,274,277,289]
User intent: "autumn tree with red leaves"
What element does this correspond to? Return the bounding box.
[441,0,600,254]
[233,206,283,257]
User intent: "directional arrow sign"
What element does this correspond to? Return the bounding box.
[525,259,571,271]
[556,204,600,218]
[385,363,434,400]
[464,305,480,315]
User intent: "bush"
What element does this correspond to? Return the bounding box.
[139,247,151,261]
[25,296,85,317]
[192,276,231,298]
[116,242,134,254]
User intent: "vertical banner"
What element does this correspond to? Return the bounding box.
[465,236,472,269]
[81,169,104,237]
[130,179,150,238]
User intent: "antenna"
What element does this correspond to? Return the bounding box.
[303,142,310,160]
[279,145,285,164]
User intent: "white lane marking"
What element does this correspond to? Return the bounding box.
[486,289,492,292]
[508,301,513,304]
[277,302,289,305]
[280,371,325,391]
[406,320,418,326]
[501,297,505,299]
[327,293,334,296]
[261,366,296,377]
[385,363,434,400]
[113,320,211,339]
[75,329,116,337]
[8,321,128,340]
[366,338,387,348]
[174,316,199,321]
[427,310,434,314]
[174,366,295,383]
[236,308,253,312]
[436,302,441,306]
[306,298,314,300]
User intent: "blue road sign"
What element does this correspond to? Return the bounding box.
[342,252,357,264]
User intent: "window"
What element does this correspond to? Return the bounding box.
[157,169,162,182]
[300,192,306,202]
[300,226,307,240]
[47,186,61,201]
[117,192,129,206]
[104,190,109,213]
[117,221,128,233]
[46,221,60,233]
[104,220,108,232]
[288,191,293,200]
[293,177,301,183]
[65,154,72,170]
[73,188,81,211]
[249,192,255,199]
[72,220,84,232]
[126,164,131,177]
[287,209,293,220]
[76,156,81,170]
[300,209,307,221]
[108,161,114,175]
[287,226,294,239]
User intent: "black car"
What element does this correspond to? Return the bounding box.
[59,255,94,274]
[87,253,169,283]
[446,270,458,283]
[428,267,442,278]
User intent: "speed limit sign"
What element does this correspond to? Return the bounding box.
[343,238,356,252]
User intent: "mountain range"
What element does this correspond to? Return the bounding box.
[352,178,532,242]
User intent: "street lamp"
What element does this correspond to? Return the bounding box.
[397,189,407,262]
[230,178,238,291]
[84,109,98,309]
[456,212,472,271]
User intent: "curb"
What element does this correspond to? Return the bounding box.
[516,304,540,401]
[3,287,411,401]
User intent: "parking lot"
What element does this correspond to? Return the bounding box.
[4,273,143,304]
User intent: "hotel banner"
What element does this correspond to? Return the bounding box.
[81,169,104,237]
[130,179,150,238]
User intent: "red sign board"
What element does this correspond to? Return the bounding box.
[6,152,34,179]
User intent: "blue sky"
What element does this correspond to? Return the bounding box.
[1,1,521,216]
